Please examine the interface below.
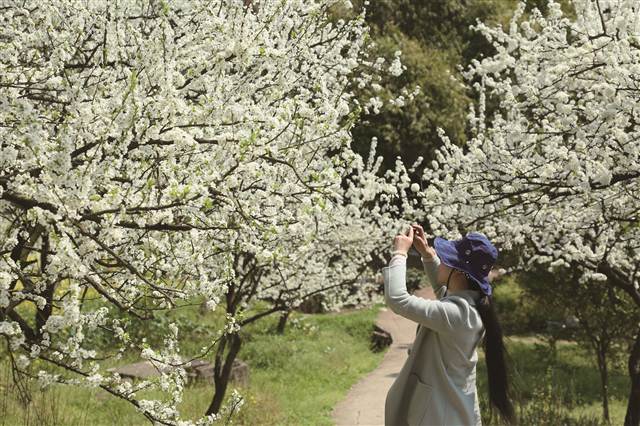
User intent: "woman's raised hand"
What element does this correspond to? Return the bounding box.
[393,225,414,255]
[412,224,436,259]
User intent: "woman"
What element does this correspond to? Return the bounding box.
[381,224,515,426]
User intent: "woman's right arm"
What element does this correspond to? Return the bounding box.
[382,258,464,333]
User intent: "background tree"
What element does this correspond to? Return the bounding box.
[345,0,539,177]
[519,264,639,423]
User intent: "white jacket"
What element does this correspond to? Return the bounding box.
[382,254,485,426]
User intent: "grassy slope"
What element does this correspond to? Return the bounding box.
[1,301,386,425]
[1,295,631,425]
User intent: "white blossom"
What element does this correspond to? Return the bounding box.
[420,0,640,327]
[0,0,417,423]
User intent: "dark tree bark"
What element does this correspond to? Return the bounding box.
[595,342,610,423]
[35,234,56,336]
[625,326,640,426]
[205,332,243,416]
[276,308,290,334]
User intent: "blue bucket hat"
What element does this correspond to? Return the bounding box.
[433,232,498,297]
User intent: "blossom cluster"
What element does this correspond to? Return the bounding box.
[419,0,640,292]
[0,0,424,423]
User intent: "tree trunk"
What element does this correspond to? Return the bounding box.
[205,332,243,416]
[276,309,290,334]
[596,343,610,423]
[625,326,640,426]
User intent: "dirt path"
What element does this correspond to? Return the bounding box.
[331,286,435,426]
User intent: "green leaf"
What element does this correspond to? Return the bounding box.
[203,197,213,210]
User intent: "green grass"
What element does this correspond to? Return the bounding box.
[1,297,632,426]
[1,301,387,425]
[229,303,387,425]
[477,337,628,425]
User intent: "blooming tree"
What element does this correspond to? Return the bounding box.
[0,0,421,423]
[418,1,640,424]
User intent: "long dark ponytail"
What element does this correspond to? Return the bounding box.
[470,281,516,425]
